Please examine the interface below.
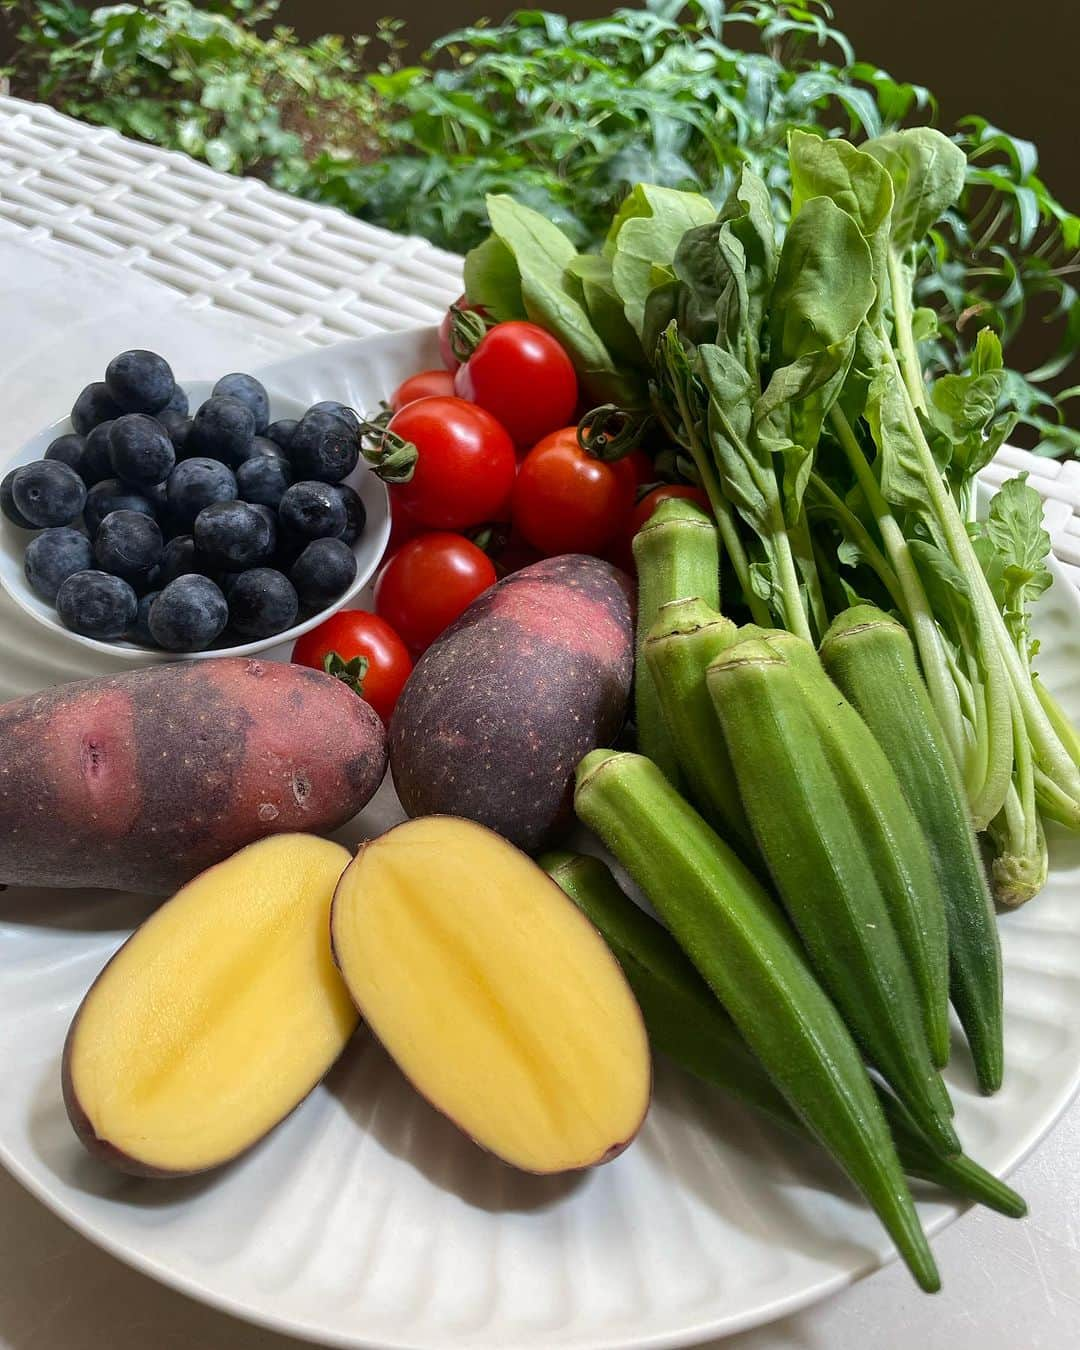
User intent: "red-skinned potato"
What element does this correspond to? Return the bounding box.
[0,659,386,893]
[63,834,358,1176]
[330,816,651,1174]
[388,554,633,851]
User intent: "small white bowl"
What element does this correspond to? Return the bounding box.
[0,379,390,661]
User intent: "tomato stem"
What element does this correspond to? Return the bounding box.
[577,404,653,461]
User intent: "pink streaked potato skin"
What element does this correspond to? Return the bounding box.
[0,659,386,893]
[388,555,634,852]
[329,817,652,1176]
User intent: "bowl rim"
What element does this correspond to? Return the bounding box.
[0,380,391,662]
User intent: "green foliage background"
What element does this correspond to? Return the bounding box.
[3,0,1078,453]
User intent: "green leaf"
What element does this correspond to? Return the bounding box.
[564,253,647,369]
[909,538,975,641]
[463,233,524,322]
[608,184,715,339]
[973,473,1053,658]
[865,358,933,520]
[485,195,643,406]
[930,328,1013,489]
[864,127,966,253]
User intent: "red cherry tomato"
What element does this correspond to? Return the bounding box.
[439,294,488,372]
[374,532,497,653]
[608,483,713,573]
[388,396,516,530]
[292,611,412,725]
[454,321,578,448]
[390,369,455,411]
[511,427,636,557]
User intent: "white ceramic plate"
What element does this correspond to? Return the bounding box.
[0,381,391,661]
[2,330,1080,1350]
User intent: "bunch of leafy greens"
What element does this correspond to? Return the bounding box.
[5,1,1079,455]
[463,127,1080,905]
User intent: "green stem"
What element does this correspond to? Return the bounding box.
[1035,677,1080,767]
[888,252,929,414]
[670,382,772,628]
[829,405,968,768]
[787,509,830,641]
[770,518,813,643]
[806,474,908,617]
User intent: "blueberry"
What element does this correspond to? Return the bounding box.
[56,570,138,640]
[45,433,88,477]
[156,534,200,585]
[81,421,116,486]
[250,503,278,555]
[84,479,156,535]
[94,510,163,582]
[331,483,366,545]
[227,568,299,639]
[308,400,361,434]
[105,350,176,414]
[108,414,175,487]
[129,590,161,647]
[24,527,94,601]
[166,457,237,528]
[71,382,122,436]
[159,409,192,456]
[236,454,292,509]
[1,469,34,529]
[188,396,256,466]
[149,575,229,651]
[213,373,270,434]
[290,537,358,610]
[163,384,189,418]
[235,435,290,465]
[266,418,297,450]
[194,500,273,568]
[279,480,348,540]
[11,460,86,527]
[289,410,358,483]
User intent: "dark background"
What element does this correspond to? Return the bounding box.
[274,0,1076,201]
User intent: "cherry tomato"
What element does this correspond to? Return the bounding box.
[454,321,578,448]
[608,483,713,573]
[292,611,412,725]
[511,427,636,557]
[439,294,488,372]
[388,396,516,530]
[375,532,497,653]
[390,369,455,411]
[613,447,654,494]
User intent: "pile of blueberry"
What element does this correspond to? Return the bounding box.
[1,351,366,652]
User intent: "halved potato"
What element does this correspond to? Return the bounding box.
[330,816,651,1174]
[63,833,357,1176]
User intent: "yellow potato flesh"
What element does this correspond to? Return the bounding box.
[66,834,358,1174]
[331,816,651,1174]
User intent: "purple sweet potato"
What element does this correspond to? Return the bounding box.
[389,554,633,851]
[0,658,386,893]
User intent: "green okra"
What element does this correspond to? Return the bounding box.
[631,498,719,783]
[572,754,942,1293]
[643,597,754,855]
[820,606,1004,1095]
[761,627,952,1070]
[706,636,958,1153]
[540,849,1025,1220]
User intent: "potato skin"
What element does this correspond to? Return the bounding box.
[0,659,386,893]
[389,555,633,851]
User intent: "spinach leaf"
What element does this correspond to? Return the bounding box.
[564,255,648,370]
[864,128,966,255]
[931,328,1017,492]
[608,184,716,339]
[484,195,645,406]
[462,234,524,322]
[972,473,1053,658]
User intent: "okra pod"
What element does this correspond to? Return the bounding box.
[820,607,1004,1094]
[706,637,959,1154]
[643,598,754,854]
[572,754,941,1292]
[632,498,720,782]
[762,628,952,1070]
[540,850,1025,1220]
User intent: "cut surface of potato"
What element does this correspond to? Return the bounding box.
[331,816,651,1174]
[63,834,357,1176]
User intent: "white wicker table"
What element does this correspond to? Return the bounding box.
[1,96,1079,1350]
